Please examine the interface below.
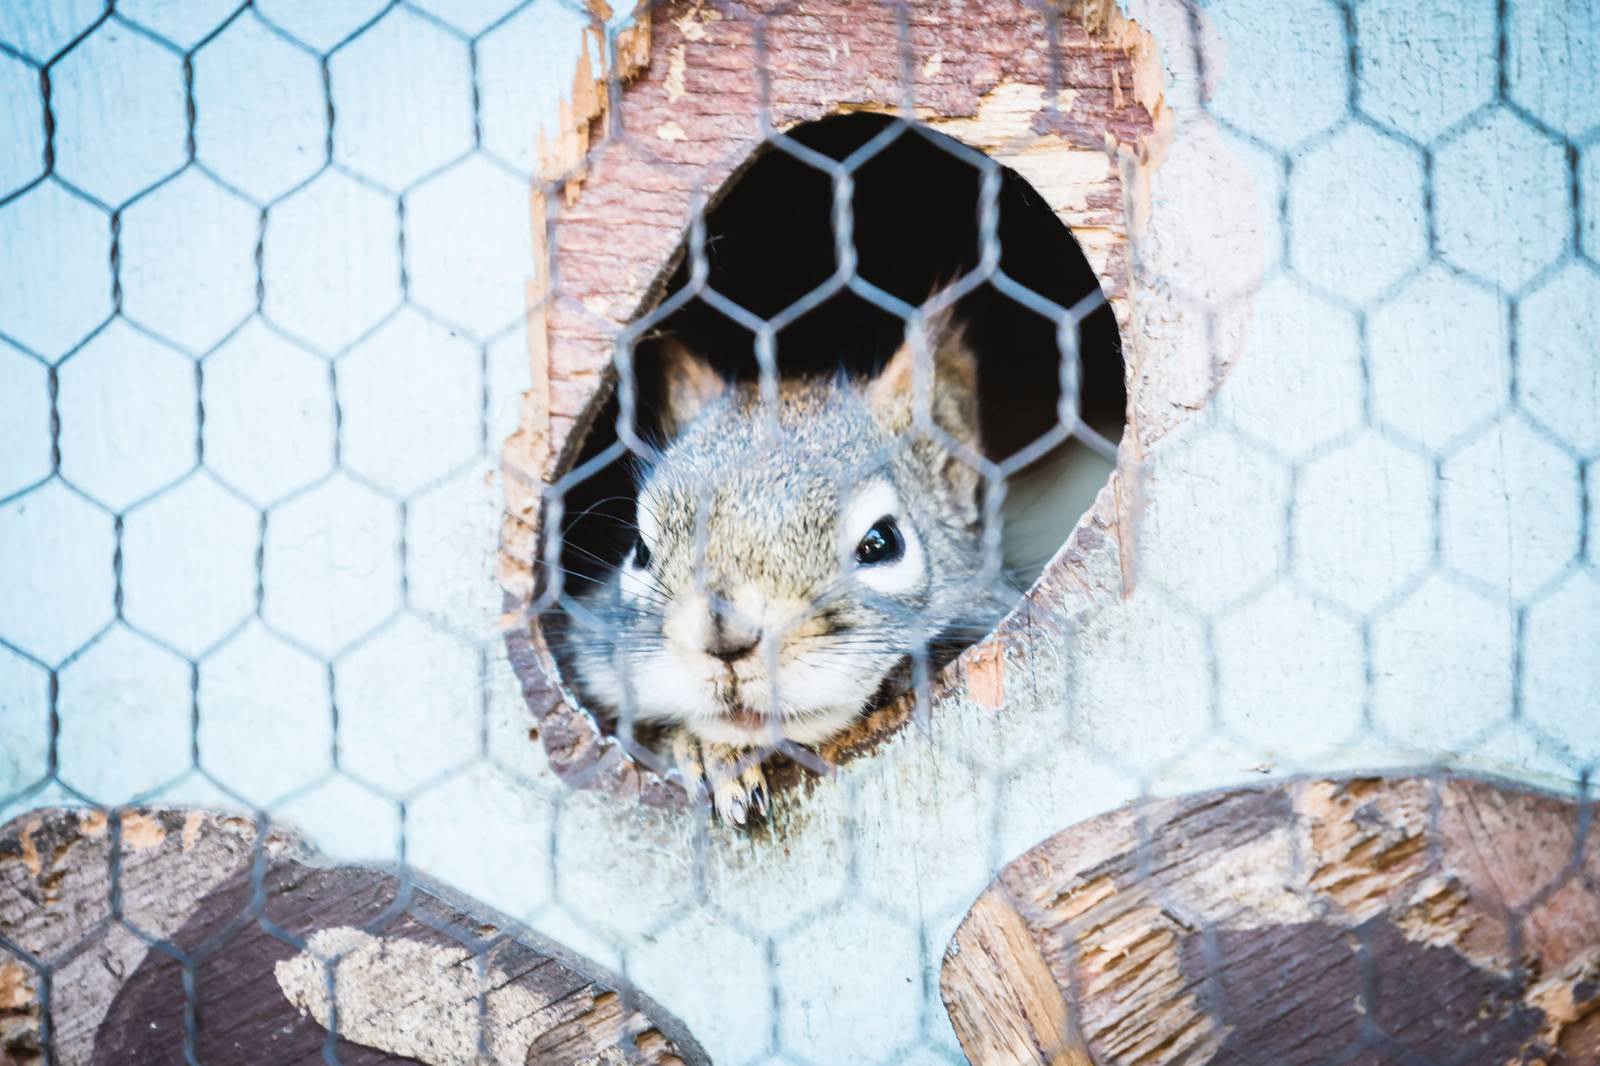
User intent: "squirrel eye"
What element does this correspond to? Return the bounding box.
[632,536,651,569]
[855,517,904,566]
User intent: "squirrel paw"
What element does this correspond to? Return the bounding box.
[672,731,768,827]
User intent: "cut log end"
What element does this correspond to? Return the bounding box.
[941,775,1600,1065]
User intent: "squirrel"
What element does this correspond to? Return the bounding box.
[563,303,1008,826]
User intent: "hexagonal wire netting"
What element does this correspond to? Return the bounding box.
[0,0,1596,1063]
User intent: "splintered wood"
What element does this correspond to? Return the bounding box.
[943,890,1094,1066]
[940,776,1600,1065]
[500,0,1172,804]
[0,808,705,1066]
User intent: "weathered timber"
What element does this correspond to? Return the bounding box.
[0,807,707,1065]
[500,0,1180,808]
[941,775,1600,1065]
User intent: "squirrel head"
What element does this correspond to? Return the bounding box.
[568,306,1002,750]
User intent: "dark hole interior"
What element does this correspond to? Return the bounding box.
[552,113,1125,611]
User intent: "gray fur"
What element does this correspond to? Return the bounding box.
[563,327,1009,761]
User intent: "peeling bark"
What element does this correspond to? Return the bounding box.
[940,775,1600,1065]
[0,809,706,1066]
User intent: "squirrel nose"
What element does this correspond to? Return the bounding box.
[707,635,758,662]
[705,607,760,662]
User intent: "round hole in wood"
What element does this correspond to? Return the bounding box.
[504,112,1133,815]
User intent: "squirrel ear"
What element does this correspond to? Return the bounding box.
[654,337,727,437]
[866,305,981,454]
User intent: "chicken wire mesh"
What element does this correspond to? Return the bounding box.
[0,0,1596,1063]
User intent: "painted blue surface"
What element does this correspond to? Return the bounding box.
[0,1,1596,1061]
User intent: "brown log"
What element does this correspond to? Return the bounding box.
[940,775,1600,1065]
[943,890,1093,1066]
[0,808,706,1065]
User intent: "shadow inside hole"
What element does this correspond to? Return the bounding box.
[545,113,1125,764]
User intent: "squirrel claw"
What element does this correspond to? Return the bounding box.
[672,731,768,828]
[740,762,769,820]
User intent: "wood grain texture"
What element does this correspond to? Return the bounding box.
[500,0,1181,809]
[940,776,1600,1065]
[943,890,1092,1066]
[0,808,706,1066]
